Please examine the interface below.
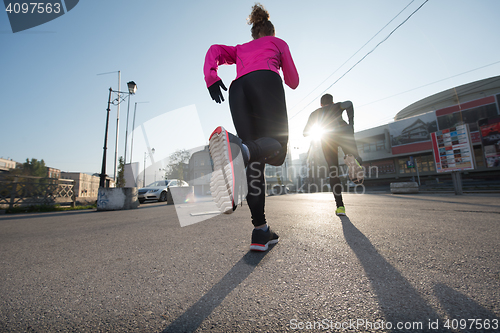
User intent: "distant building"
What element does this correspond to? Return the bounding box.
[0,158,16,172]
[187,146,212,196]
[47,167,61,179]
[60,172,101,198]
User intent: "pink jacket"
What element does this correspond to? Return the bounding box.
[204,36,299,90]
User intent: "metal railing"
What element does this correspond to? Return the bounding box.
[0,176,75,209]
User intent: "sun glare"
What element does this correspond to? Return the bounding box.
[309,124,325,142]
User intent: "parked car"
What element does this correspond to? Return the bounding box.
[138,179,189,204]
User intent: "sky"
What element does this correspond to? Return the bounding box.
[1,0,500,177]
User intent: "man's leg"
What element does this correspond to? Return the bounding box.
[321,138,345,213]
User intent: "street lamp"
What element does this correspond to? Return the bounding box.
[123,81,138,164]
[127,81,137,94]
[100,81,137,188]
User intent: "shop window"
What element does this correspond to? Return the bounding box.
[376,140,385,151]
[417,155,435,173]
[398,159,411,174]
[399,155,435,174]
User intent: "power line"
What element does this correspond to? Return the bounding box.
[290,0,429,120]
[289,0,416,114]
[356,60,500,109]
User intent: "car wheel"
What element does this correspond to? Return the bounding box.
[139,199,145,204]
[159,191,168,202]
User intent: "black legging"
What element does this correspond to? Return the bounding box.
[321,125,359,208]
[229,70,288,226]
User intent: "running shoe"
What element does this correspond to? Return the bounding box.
[250,226,279,252]
[209,126,247,214]
[335,206,346,216]
[344,154,364,184]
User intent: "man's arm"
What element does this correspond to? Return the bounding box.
[340,101,354,129]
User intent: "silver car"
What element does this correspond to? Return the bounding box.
[138,179,189,204]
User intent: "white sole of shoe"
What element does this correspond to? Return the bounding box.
[209,126,235,214]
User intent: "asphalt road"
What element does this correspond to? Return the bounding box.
[1,192,499,332]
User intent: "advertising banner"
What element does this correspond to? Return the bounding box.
[390,111,438,147]
[479,118,500,168]
[430,124,475,173]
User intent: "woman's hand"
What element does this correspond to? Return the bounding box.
[208,80,227,104]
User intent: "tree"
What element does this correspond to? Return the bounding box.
[116,156,126,187]
[22,158,47,177]
[9,158,50,198]
[165,149,190,180]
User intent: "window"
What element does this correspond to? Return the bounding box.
[376,140,385,151]
[367,161,395,177]
[398,159,411,174]
[265,166,276,177]
[362,139,386,152]
[399,155,435,174]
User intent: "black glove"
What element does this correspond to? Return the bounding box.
[208,80,227,104]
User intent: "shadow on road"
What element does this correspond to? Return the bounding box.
[162,248,273,333]
[340,216,448,332]
[434,283,500,330]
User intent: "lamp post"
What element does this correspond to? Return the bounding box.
[129,101,149,164]
[97,70,121,182]
[113,71,121,182]
[99,81,137,188]
[143,148,155,187]
[123,83,140,164]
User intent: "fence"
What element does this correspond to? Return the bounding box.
[0,176,75,210]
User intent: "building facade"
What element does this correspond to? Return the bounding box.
[47,167,61,179]
[187,146,212,196]
[60,172,101,198]
[0,158,16,172]
[306,76,500,189]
